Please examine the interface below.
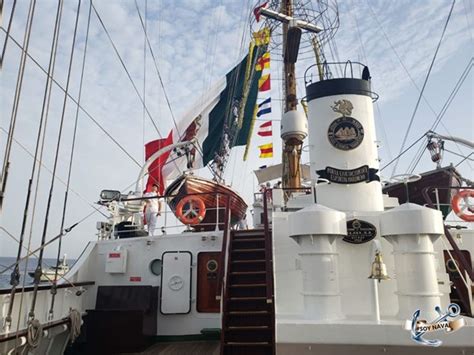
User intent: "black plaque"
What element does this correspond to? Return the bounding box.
[328,116,364,150]
[317,165,380,184]
[343,219,377,244]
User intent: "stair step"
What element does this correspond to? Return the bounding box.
[225,342,271,346]
[232,229,265,235]
[231,271,266,275]
[227,326,270,330]
[228,310,269,315]
[232,248,265,253]
[232,259,266,264]
[232,238,265,242]
[230,283,266,288]
[229,297,267,301]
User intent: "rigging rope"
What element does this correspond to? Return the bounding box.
[455,152,473,168]
[133,0,180,137]
[0,27,143,167]
[390,0,457,177]
[91,2,165,139]
[0,0,17,69]
[350,0,392,161]
[92,1,183,179]
[49,0,92,318]
[11,0,64,344]
[366,1,471,175]
[407,58,473,173]
[0,0,36,212]
[26,318,43,349]
[29,0,82,321]
[142,0,147,161]
[2,0,37,332]
[0,127,108,218]
[69,309,82,343]
[0,210,95,276]
[379,134,426,172]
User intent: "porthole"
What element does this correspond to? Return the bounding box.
[207,259,218,272]
[150,259,162,276]
[446,259,459,273]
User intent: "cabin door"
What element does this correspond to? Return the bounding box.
[160,251,192,314]
[197,252,221,313]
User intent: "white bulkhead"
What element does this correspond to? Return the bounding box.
[305,78,383,211]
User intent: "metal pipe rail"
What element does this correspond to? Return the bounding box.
[215,196,231,301]
[422,186,473,281]
[262,189,273,303]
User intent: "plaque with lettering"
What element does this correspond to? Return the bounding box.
[316,165,380,184]
[343,219,377,244]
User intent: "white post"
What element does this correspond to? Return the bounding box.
[215,193,220,232]
[372,279,380,324]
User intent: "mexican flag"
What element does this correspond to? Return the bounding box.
[145,43,267,191]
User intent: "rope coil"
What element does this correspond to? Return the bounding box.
[69,309,82,344]
[26,319,43,349]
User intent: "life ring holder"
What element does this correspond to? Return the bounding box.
[175,196,206,225]
[451,189,474,222]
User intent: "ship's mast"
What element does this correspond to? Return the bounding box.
[281,0,302,190]
[256,1,336,191]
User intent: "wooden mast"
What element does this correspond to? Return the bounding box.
[281,0,303,191]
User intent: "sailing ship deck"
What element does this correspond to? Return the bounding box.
[125,341,220,355]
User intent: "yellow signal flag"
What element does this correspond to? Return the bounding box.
[258,74,271,91]
[253,27,271,46]
[259,143,273,158]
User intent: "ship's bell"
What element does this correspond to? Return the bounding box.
[368,251,390,282]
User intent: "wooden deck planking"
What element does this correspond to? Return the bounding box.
[123,341,220,355]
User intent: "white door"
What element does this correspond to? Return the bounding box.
[160,251,192,314]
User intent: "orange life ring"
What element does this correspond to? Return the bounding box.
[175,196,206,225]
[451,189,474,222]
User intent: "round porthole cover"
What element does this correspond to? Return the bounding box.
[207,259,218,272]
[150,259,162,276]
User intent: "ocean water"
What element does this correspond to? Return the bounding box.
[0,257,74,289]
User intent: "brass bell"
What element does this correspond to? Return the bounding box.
[368,251,390,282]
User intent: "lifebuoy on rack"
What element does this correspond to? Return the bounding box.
[176,196,206,225]
[451,189,474,222]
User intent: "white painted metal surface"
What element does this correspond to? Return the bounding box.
[381,203,445,319]
[161,251,192,315]
[105,248,127,273]
[280,109,308,141]
[306,93,383,211]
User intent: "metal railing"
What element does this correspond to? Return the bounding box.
[262,189,273,303]
[303,60,379,102]
[215,196,231,301]
[102,191,232,238]
[422,186,473,282]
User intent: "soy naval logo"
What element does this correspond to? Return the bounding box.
[328,99,364,151]
[405,303,465,347]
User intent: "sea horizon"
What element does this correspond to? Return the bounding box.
[0,256,75,289]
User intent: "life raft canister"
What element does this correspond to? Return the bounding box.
[175,196,206,225]
[451,189,474,222]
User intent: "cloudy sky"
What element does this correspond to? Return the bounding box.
[0,0,472,258]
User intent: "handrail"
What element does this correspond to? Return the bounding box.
[0,281,94,295]
[262,188,273,303]
[216,195,231,301]
[422,186,473,281]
